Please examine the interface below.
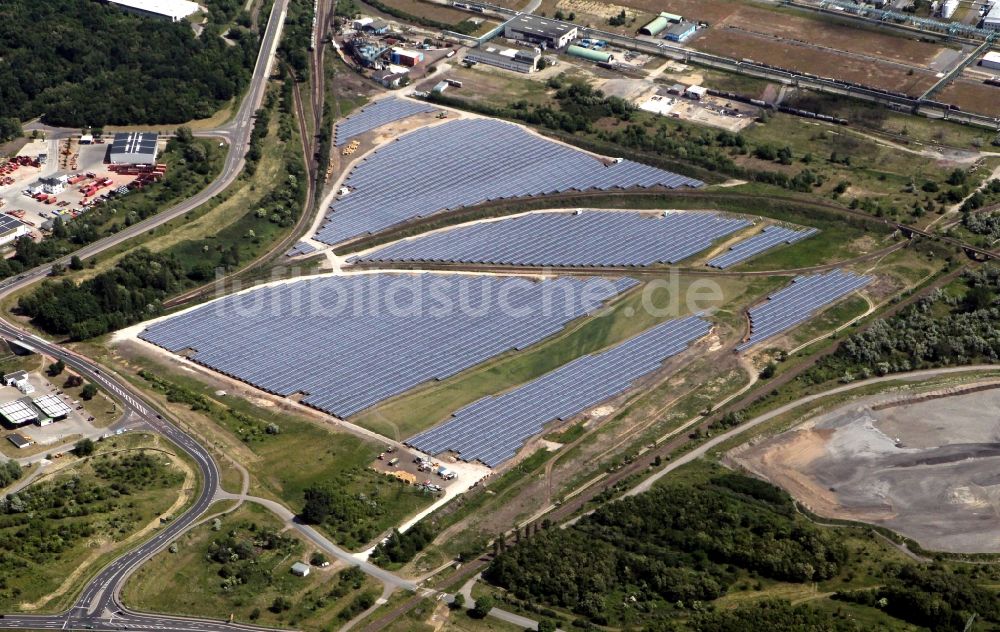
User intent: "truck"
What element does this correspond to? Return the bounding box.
[388,457,400,467]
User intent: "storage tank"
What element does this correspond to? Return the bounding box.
[639,12,681,36]
[567,44,613,63]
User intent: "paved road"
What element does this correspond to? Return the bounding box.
[626,364,1000,496]
[0,2,295,630]
[0,0,288,299]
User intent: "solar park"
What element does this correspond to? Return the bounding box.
[350,211,751,267]
[334,98,436,147]
[407,315,711,466]
[708,225,819,269]
[737,270,873,352]
[139,274,637,419]
[314,118,704,245]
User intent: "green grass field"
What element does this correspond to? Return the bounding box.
[351,275,755,440]
[0,433,189,613]
[116,345,432,550]
[123,502,380,628]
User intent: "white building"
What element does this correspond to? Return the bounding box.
[0,217,30,247]
[3,371,35,394]
[984,2,1000,30]
[290,562,311,577]
[685,85,707,100]
[981,50,1000,71]
[109,132,159,165]
[504,14,577,49]
[37,173,69,195]
[940,0,958,18]
[106,0,200,22]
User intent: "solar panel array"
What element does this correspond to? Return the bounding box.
[708,225,819,269]
[737,269,873,352]
[350,211,750,267]
[314,119,704,245]
[407,314,711,467]
[285,241,318,257]
[139,274,638,418]
[334,98,435,146]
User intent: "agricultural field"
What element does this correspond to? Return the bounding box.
[937,79,1000,118]
[123,503,381,629]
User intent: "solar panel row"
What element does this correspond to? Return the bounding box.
[314,119,704,246]
[736,270,873,352]
[350,210,750,267]
[707,226,819,269]
[285,241,317,257]
[139,274,638,418]
[407,314,711,466]
[334,98,435,147]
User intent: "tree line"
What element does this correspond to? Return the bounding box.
[0,0,257,126]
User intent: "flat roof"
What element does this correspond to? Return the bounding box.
[508,14,576,38]
[667,21,695,34]
[33,394,72,419]
[0,398,38,425]
[108,0,200,20]
[987,3,1000,21]
[3,371,28,382]
[983,51,1000,63]
[110,132,159,157]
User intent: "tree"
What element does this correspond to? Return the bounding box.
[81,383,98,400]
[470,595,494,619]
[48,359,65,376]
[69,255,83,270]
[269,596,291,613]
[538,620,556,632]
[73,438,95,457]
[64,374,83,388]
[449,593,465,610]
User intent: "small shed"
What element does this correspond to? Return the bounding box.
[291,562,311,577]
[685,85,707,100]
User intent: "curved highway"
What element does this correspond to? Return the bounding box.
[0,0,288,298]
[0,1,295,629]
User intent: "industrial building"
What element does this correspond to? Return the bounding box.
[984,2,1000,30]
[566,44,613,63]
[3,371,33,395]
[504,14,577,49]
[349,38,389,68]
[685,85,707,100]
[105,0,200,22]
[372,69,409,87]
[109,132,159,165]
[363,19,391,35]
[939,0,958,18]
[33,394,72,421]
[0,398,38,426]
[640,12,682,36]
[982,50,1000,70]
[390,48,424,66]
[464,46,541,73]
[0,217,29,247]
[665,21,697,42]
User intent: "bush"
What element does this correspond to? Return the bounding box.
[81,383,98,400]
[73,438,95,457]
[470,595,494,619]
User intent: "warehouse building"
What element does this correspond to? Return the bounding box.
[640,12,682,36]
[504,14,577,49]
[390,48,424,66]
[665,21,697,42]
[105,0,200,22]
[109,132,159,165]
[0,398,38,426]
[981,50,1000,70]
[465,46,541,73]
[33,394,72,422]
[984,2,1000,30]
[7,433,31,450]
[0,217,30,247]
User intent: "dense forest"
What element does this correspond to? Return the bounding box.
[0,0,257,126]
[484,472,848,625]
[483,467,1000,629]
[804,265,1000,383]
[17,249,188,339]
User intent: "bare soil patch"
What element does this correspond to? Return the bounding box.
[936,79,1000,118]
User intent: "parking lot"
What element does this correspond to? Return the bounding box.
[0,369,103,458]
[0,136,155,239]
